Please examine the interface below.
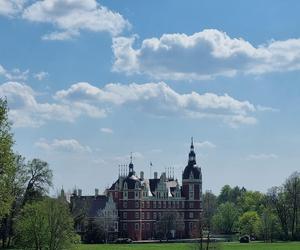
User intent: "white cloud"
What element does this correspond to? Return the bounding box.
[1,80,274,128]
[0,0,25,17]
[194,141,216,149]
[35,138,91,153]
[0,81,106,127]
[55,81,258,127]
[112,29,300,80]
[246,153,278,160]
[22,0,131,40]
[33,71,49,80]
[0,64,29,81]
[100,127,113,134]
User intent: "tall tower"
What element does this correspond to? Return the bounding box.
[182,137,202,237]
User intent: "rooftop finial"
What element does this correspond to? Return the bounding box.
[191,136,194,149]
[130,152,133,163]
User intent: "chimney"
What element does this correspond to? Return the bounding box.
[78,189,82,197]
[140,171,144,180]
[154,172,158,179]
[95,188,99,196]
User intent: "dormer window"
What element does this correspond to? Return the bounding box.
[135,182,139,189]
[124,182,128,190]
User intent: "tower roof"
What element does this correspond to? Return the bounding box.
[182,137,201,180]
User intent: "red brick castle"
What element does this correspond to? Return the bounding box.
[71,138,202,241]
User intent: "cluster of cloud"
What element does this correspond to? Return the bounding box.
[35,138,91,153]
[0,80,275,128]
[0,0,130,40]
[112,29,300,80]
[0,64,49,82]
[246,153,278,160]
[0,81,106,127]
[55,81,259,127]
[0,64,29,81]
[0,0,24,17]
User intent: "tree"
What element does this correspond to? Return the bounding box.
[255,208,280,242]
[16,198,78,250]
[267,186,290,240]
[22,158,53,205]
[284,171,300,240]
[218,185,246,204]
[202,190,217,250]
[212,202,239,234]
[238,211,260,236]
[0,98,16,220]
[156,212,183,240]
[237,191,265,214]
[0,154,27,247]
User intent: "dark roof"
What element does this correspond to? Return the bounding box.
[149,178,160,194]
[124,175,140,189]
[182,164,201,179]
[71,195,108,218]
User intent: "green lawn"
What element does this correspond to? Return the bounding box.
[77,242,300,250]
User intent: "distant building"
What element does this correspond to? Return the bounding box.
[71,138,202,241]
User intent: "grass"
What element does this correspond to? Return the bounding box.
[77,242,300,250]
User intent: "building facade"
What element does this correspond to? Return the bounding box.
[71,139,202,241]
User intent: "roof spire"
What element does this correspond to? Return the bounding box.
[128,152,134,176]
[191,136,194,150]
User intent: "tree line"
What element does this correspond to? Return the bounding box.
[202,172,300,242]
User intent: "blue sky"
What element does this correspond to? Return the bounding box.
[0,0,299,195]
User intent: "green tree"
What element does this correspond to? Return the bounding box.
[212,202,239,234]
[237,191,265,214]
[16,198,78,250]
[238,211,260,236]
[22,158,53,205]
[0,98,16,220]
[267,186,289,240]
[255,208,280,242]
[284,171,300,240]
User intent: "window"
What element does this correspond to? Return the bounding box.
[123,212,127,219]
[163,201,166,208]
[189,212,194,219]
[147,201,150,208]
[189,202,194,208]
[124,191,128,200]
[147,212,150,219]
[142,223,145,230]
[153,201,156,208]
[114,222,118,231]
[189,222,193,230]
[141,202,144,208]
[135,212,139,219]
[153,212,157,220]
[135,191,139,199]
[146,223,150,230]
[135,223,139,231]
[135,201,139,208]
[141,212,144,220]
[168,201,171,208]
[158,202,161,208]
[123,201,127,208]
[123,223,127,230]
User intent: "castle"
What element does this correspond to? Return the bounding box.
[71,138,202,241]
